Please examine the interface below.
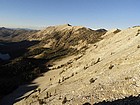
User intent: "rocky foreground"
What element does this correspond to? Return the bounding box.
[1,25,140,105]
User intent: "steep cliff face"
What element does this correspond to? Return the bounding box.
[5,26,140,105]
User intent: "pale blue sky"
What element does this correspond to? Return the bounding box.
[0,0,140,29]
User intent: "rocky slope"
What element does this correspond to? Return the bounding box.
[3,26,140,105]
[0,24,106,104]
[25,24,106,61]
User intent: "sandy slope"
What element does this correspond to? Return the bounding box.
[1,27,140,105]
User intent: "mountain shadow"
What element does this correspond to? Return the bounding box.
[0,40,40,59]
[83,95,140,105]
[94,95,140,105]
[0,83,38,105]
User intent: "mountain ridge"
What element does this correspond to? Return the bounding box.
[1,25,140,105]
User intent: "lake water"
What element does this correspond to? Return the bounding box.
[0,53,10,60]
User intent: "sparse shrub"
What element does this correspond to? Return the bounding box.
[71,73,74,77]
[125,77,132,80]
[110,52,115,55]
[138,29,140,33]
[67,60,72,64]
[94,44,98,48]
[38,99,46,105]
[109,64,114,69]
[94,58,101,65]
[62,96,67,104]
[137,45,140,48]
[89,78,97,84]
[64,76,70,81]
[50,92,52,97]
[58,79,61,83]
[54,89,57,95]
[113,29,121,34]
[136,33,139,36]
[59,95,62,100]
[62,77,65,82]
[38,88,41,93]
[84,66,88,70]
[59,69,65,75]
[45,91,49,99]
[136,30,140,36]
[32,94,38,98]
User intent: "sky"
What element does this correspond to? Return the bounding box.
[0,0,140,29]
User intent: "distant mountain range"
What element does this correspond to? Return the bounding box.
[0,27,38,41]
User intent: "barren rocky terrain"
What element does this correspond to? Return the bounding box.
[1,25,140,105]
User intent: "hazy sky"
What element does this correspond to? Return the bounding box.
[0,0,140,29]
